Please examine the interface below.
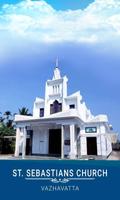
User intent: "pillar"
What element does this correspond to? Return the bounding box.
[69,124,76,159]
[61,125,64,159]
[15,127,20,157]
[22,127,27,159]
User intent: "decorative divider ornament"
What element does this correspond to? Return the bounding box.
[51,178,69,183]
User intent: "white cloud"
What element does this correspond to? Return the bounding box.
[0,0,120,43]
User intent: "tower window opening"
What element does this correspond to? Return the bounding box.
[69,104,75,109]
[40,108,44,117]
[50,100,62,114]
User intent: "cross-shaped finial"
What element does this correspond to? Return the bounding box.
[56,57,59,68]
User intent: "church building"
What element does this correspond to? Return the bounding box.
[14,60,113,159]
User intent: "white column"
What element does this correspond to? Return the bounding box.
[22,127,27,159]
[69,124,76,159]
[80,136,87,156]
[61,125,64,159]
[15,127,20,157]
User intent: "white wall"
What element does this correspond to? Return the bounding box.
[97,136,102,155]
[33,100,45,118]
[80,136,87,155]
[65,98,77,111]
[106,135,112,156]
[100,135,107,156]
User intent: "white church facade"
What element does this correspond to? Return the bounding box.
[14,61,113,159]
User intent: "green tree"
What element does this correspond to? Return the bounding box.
[18,107,32,116]
[0,112,4,123]
[0,111,15,154]
[3,111,14,128]
[0,123,15,136]
[4,111,12,120]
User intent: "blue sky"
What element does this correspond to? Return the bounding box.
[0,0,120,136]
[0,0,94,10]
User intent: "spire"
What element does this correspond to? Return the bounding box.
[53,57,61,80]
[55,57,59,68]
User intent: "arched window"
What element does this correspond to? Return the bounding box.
[50,100,62,114]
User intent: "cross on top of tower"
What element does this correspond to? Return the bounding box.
[52,58,61,80]
[55,57,59,68]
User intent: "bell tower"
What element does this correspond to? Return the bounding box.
[44,59,68,116]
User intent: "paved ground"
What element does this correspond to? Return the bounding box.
[0,151,120,160]
[0,155,60,160]
[107,151,120,160]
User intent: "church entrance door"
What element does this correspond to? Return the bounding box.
[87,137,97,155]
[49,129,61,157]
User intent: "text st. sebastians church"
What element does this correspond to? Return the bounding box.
[14,60,113,159]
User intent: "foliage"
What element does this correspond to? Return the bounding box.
[0,111,15,154]
[0,123,15,137]
[0,111,15,137]
[19,107,32,116]
[0,107,31,154]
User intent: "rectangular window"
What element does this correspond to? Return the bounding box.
[40,108,44,117]
[64,140,70,145]
[69,104,75,109]
[85,127,97,133]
